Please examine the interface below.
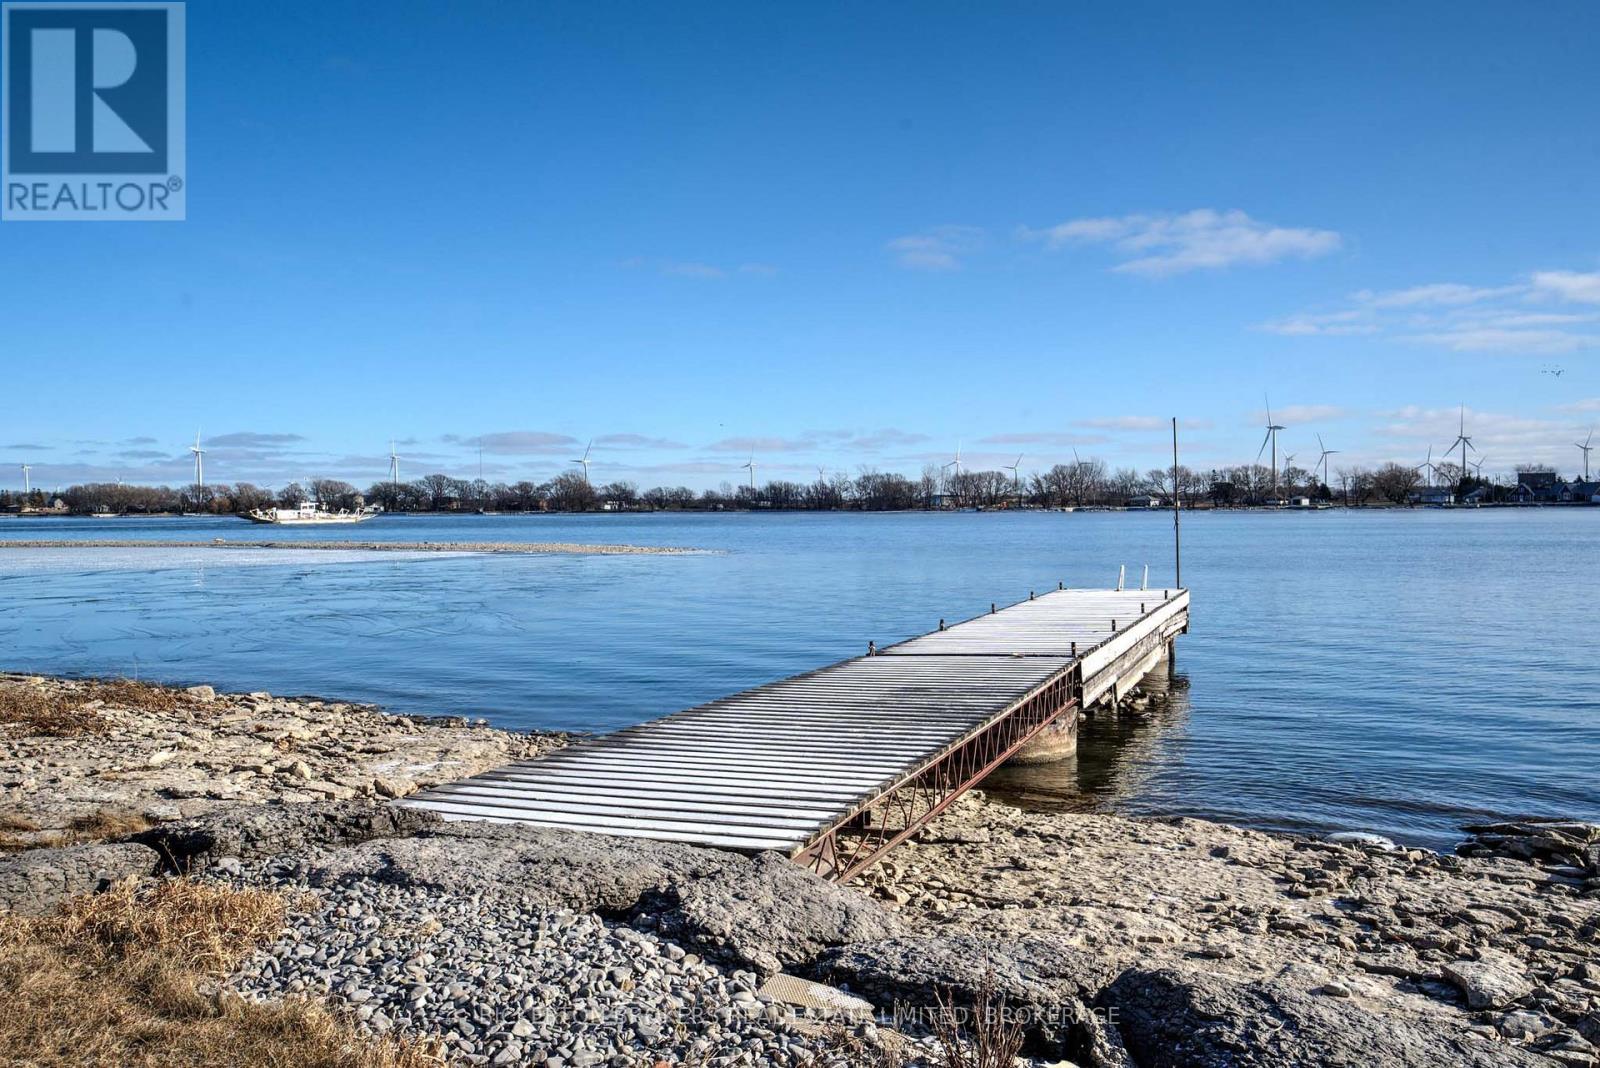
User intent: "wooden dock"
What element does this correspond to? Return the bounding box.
[402,586,1189,881]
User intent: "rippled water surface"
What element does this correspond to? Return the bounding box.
[2,510,1595,847]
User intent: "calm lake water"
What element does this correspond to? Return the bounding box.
[2,509,1596,848]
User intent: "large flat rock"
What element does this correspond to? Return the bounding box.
[0,842,159,915]
[1103,966,1559,1068]
[813,933,1132,1066]
[243,808,908,978]
[135,799,442,869]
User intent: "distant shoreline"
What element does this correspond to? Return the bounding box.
[0,539,700,555]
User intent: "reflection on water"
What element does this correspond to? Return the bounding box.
[987,666,1192,814]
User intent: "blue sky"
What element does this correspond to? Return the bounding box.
[4,0,1599,491]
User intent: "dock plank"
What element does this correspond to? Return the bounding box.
[402,588,1189,857]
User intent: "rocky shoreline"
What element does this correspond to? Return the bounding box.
[3,673,1597,1066]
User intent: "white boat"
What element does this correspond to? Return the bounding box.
[241,502,375,525]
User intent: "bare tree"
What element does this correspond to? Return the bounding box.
[599,480,639,506]
[548,470,598,511]
[1371,462,1421,504]
[311,479,361,511]
[1111,468,1142,499]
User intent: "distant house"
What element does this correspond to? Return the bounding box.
[1463,485,1494,505]
[1515,471,1563,503]
[1290,496,1312,508]
[1560,481,1600,504]
[1126,494,1162,509]
[1408,486,1456,506]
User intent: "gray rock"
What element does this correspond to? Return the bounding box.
[135,799,441,871]
[1442,951,1534,1010]
[302,820,902,974]
[0,842,160,915]
[645,852,904,975]
[1103,966,1554,1067]
[811,934,1129,1066]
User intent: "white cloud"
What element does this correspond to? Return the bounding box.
[1019,209,1341,277]
[706,436,815,453]
[1371,406,1577,466]
[1472,312,1598,328]
[469,431,580,455]
[1352,283,1524,308]
[1268,266,1600,355]
[595,433,687,450]
[1254,310,1377,336]
[1531,270,1600,304]
[1403,327,1595,355]
[886,226,986,271]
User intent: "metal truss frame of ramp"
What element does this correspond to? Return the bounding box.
[401,587,1189,882]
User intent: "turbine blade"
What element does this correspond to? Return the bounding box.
[1256,431,1270,462]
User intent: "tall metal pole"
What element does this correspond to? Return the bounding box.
[1171,417,1182,589]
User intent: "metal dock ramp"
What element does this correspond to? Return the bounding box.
[402,587,1189,880]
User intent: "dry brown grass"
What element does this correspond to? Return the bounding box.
[0,814,41,854]
[0,684,110,737]
[0,878,443,1068]
[63,808,153,844]
[0,678,198,739]
[0,810,152,854]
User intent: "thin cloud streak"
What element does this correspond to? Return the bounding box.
[1263,268,1600,354]
[1019,209,1340,277]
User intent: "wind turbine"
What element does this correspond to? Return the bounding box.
[1445,404,1475,486]
[20,464,31,495]
[741,450,758,490]
[1418,445,1438,486]
[942,440,963,485]
[1470,455,1487,479]
[1314,434,1339,486]
[388,441,401,487]
[570,440,593,484]
[1004,454,1023,492]
[1577,427,1594,481]
[1257,396,1285,497]
[189,430,205,489]
[815,466,827,481]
